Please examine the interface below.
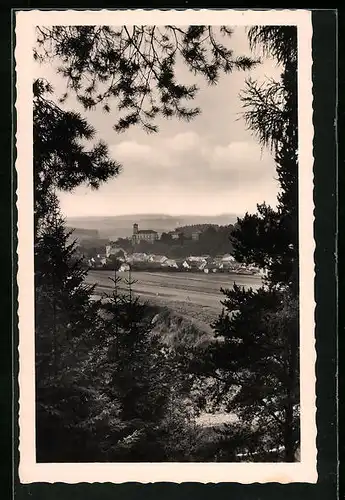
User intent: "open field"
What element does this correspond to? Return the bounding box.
[86,270,263,331]
[86,270,264,429]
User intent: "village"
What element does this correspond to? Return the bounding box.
[81,222,265,276]
[87,244,264,276]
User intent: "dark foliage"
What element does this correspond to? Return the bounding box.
[35,207,202,462]
[34,76,124,461]
[230,202,297,292]
[88,271,201,461]
[33,74,202,461]
[247,25,297,67]
[35,25,257,132]
[35,205,105,461]
[33,78,121,225]
[193,26,300,462]
[76,239,111,259]
[234,25,298,294]
[212,286,299,461]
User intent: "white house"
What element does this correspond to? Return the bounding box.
[162,259,178,268]
[218,261,236,270]
[204,265,217,274]
[89,255,108,267]
[96,254,108,266]
[188,256,206,263]
[181,260,191,270]
[118,263,130,272]
[105,245,127,259]
[197,261,207,271]
[222,254,235,262]
[148,255,168,264]
[128,252,149,262]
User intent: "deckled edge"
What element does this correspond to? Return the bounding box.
[14,8,317,485]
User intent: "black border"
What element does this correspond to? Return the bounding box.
[4,5,338,500]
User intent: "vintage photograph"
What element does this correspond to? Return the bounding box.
[16,9,316,483]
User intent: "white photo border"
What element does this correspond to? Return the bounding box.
[15,8,316,484]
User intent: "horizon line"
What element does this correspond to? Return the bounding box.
[65,212,243,218]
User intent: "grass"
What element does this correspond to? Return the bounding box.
[86,270,262,332]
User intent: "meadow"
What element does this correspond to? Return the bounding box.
[86,270,263,332]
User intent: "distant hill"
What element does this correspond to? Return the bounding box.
[66,213,240,240]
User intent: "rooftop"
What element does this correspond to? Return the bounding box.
[137,229,158,234]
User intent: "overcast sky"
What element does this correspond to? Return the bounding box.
[35,26,282,218]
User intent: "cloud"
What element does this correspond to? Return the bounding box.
[110,139,176,169]
[112,141,152,160]
[60,131,279,217]
[108,133,275,192]
[110,132,203,168]
[164,131,201,151]
[211,141,264,169]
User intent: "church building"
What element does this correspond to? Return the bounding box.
[131,223,159,245]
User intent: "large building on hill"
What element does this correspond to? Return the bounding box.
[132,223,159,245]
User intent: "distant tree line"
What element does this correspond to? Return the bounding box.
[66,227,100,239]
[173,223,220,236]
[118,224,235,258]
[77,238,111,258]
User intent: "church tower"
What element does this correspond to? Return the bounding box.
[132,223,139,245]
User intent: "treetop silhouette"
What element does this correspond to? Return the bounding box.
[35,25,257,132]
